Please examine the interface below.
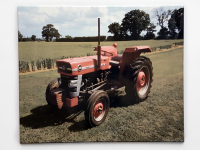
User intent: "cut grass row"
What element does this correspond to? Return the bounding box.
[18,40,183,73]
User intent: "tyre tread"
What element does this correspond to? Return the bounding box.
[125,56,153,103]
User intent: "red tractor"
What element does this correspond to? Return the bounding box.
[46,18,153,127]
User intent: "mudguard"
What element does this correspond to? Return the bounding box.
[124,46,152,53]
[119,46,152,85]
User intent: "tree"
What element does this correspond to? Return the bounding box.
[157,27,170,39]
[175,8,184,39]
[144,23,156,40]
[168,7,184,39]
[18,31,23,41]
[153,7,171,29]
[51,28,61,40]
[22,36,31,42]
[42,24,61,42]
[65,35,73,39]
[153,7,171,39]
[31,35,36,41]
[121,9,150,40]
[108,22,122,40]
[168,12,177,39]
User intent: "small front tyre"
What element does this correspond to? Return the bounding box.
[45,78,61,108]
[84,90,110,127]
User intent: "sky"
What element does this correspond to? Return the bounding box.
[18,6,183,39]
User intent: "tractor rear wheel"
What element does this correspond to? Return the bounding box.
[84,90,110,127]
[45,78,61,108]
[125,56,153,103]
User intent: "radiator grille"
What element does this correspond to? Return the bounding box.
[60,75,77,92]
[57,62,72,74]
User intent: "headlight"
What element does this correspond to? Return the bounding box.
[68,80,78,88]
[66,68,72,71]
[58,66,72,71]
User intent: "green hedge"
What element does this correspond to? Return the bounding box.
[56,36,106,42]
[106,36,114,41]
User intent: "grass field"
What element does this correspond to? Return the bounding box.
[19,47,183,143]
[18,40,183,61]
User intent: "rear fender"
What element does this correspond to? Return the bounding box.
[121,46,152,68]
[119,46,152,84]
[124,46,152,53]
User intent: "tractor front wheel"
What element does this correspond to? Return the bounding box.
[45,78,61,108]
[84,90,110,127]
[125,56,153,103]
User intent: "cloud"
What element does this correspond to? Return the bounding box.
[18,6,183,38]
[18,6,111,37]
[18,10,48,26]
[37,7,61,17]
[109,10,126,22]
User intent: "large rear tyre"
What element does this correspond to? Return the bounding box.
[45,78,61,107]
[84,90,110,127]
[125,56,153,103]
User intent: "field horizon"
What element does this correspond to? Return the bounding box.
[19,39,183,61]
[18,39,183,73]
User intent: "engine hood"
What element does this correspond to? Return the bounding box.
[56,55,111,76]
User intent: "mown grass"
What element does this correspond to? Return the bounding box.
[18,40,183,61]
[19,47,183,143]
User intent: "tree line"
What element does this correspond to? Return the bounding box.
[18,7,183,42]
[18,32,40,42]
[18,24,61,42]
[108,7,183,40]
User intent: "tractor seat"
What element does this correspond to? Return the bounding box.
[110,54,122,66]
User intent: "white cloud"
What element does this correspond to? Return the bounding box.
[18,11,48,25]
[61,22,76,28]
[110,11,126,22]
[18,25,26,29]
[37,7,61,17]
[31,15,47,24]
[99,7,108,15]
[18,6,183,38]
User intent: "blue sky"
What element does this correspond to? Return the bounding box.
[18,6,183,39]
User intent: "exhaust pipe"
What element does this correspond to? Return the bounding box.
[97,18,101,69]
